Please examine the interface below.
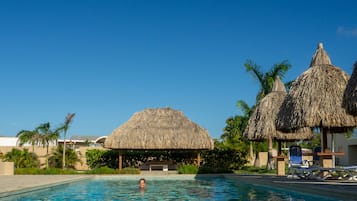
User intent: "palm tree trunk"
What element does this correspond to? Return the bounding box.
[46,145,49,169]
[63,132,66,169]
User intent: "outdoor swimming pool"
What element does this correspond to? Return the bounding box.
[3,176,343,201]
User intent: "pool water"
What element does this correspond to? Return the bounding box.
[4,176,341,201]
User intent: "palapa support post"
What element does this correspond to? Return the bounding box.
[118,151,123,170]
[322,128,328,152]
[277,141,282,156]
[196,152,201,167]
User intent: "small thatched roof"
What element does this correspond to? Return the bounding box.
[343,61,357,115]
[245,76,313,141]
[276,43,356,133]
[104,107,214,150]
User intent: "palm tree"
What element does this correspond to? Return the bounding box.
[244,60,291,169]
[244,59,291,102]
[60,113,75,169]
[36,122,61,168]
[222,100,253,142]
[3,148,40,168]
[16,130,40,152]
[49,144,80,169]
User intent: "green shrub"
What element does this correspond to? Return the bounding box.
[15,168,42,174]
[86,149,118,169]
[15,168,78,175]
[177,164,198,174]
[118,167,140,174]
[85,166,140,174]
[3,148,40,168]
[202,147,247,171]
[85,166,118,174]
[42,168,78,174]
[49,145,81,169]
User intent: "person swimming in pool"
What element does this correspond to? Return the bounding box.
[138,178,146,196]
[139,178,146,190]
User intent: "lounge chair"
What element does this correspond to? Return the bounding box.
[288,146,357,181]
[312,146,321,167]
[287,145,312,179]
[341,166,357,181]
[312,166,357,181]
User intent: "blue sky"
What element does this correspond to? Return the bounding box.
[0,0,356,139]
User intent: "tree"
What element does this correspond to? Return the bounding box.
[244,59,291,169]
[221,115,247,143]
[222,100,253,142]
[201,140,248,171]
[16,130,40,152]
[60,113,75,169]
[3,148,40,168]
[218,99,252,171]
[244,59,291,102]
[49,145,80,169]
[36,122,61,168]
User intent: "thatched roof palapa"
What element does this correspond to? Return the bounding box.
[276,43,356,133]
[104,107,214,150]
[245,76,312,141]
[343,61,357,115]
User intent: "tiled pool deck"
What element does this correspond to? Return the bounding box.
[1,173,356,200]
[0,175,93,198]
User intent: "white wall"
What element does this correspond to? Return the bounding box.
[0,137,57,147]
[328,134,357,166]
[0,137,19,146]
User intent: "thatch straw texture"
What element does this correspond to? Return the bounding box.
[343,61,357,115]
[276,43,356,133]
[104,108,214,150]
[245,76,313,141]
[309,43,332,67]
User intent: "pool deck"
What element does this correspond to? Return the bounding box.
[0,175,93,198]
[0,173,356,199]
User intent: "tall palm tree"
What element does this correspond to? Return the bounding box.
[60,113,75,169]
[16,130,40,152]
[244,59,291,169]
[36,122,61,168]
[244,59,291,102]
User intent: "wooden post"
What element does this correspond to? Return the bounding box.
[197,152,201,167]
[118,151,122,170]
[277,141,282,156]
[322,128,328,152]
[267,136,274,170]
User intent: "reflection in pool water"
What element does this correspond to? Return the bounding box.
[4,176,340,201]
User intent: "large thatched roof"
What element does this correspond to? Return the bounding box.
[276,43,356,133]
[343,61,357,115]
[245,76,313,141]
[104,108,214,150]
